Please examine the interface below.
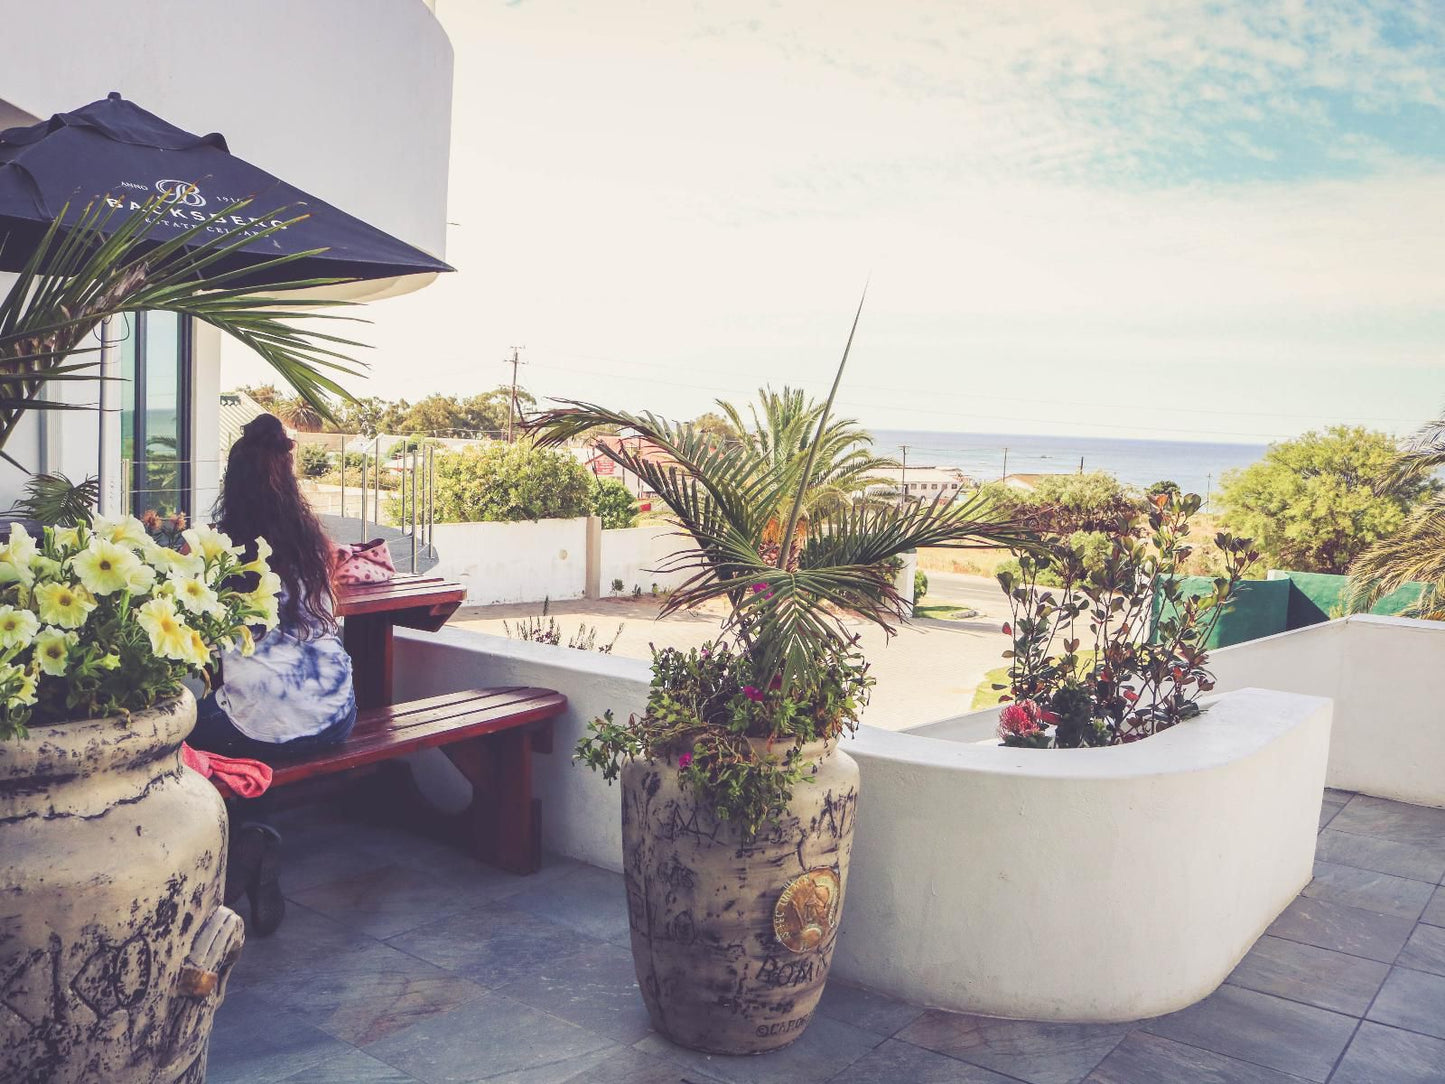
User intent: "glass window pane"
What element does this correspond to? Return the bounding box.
[116,315,136,465]
[137,313,186,516]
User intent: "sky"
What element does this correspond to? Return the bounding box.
[223,0,1445,444]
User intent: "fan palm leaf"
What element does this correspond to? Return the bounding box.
[0,195,368,465]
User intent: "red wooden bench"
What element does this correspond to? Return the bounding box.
[269,686,567,874]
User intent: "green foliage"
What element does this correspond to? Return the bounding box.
[1218,426,1432,574]
[8,472,99,526]
[978,472,1140,535]
[297,444,332,478]
[996,529,1113,587]
[503,600,622,653]
[0,197,365,465]
[1147,479,1182,499]
[591,477,638,529]
[574,641,873,834]
[913,568,928,602]
[690,411,739,444]
[431,441,593,523]
[994,490,1257,746]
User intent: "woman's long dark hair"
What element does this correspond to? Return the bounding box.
[214,413,336,635]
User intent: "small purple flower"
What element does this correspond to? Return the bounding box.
[743,685,764,702]
[678,752,693,769]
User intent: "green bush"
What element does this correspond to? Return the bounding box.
[995,529,1114,587]
[297,444,331,478]
[431,441,594,522]
[592,477,638,529]
[913,568,928,601]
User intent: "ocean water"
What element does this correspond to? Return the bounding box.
[871,430,1268,505]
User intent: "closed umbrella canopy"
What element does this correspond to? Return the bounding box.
[0,93,453,288]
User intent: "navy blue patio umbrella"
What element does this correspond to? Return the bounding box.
[0,92,453,288]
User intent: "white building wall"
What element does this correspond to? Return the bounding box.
[431,519,591,605]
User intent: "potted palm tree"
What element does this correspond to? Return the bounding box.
[0,198,363,1083]
[530,296,1027,1054]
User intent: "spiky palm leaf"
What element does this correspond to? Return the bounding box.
[529,295,1031,690]
[1346,417,1445,618]
[0,195,367,465]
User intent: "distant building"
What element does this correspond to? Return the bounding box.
[1001,472,1076,492]
[583,435,675,498]
[865,466,972,501]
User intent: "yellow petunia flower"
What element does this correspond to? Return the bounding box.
[239,536,275,574]
[125,561,158,596]
[170,574,224,617]
[0,523,37,565]
[180,526,242,564]
[135,597,195,662]
[3,663,37,707]
[0,605,39,650]
[72,539,142,596]
[35,581,98,629]
[145,543,205,578]
[33,627,77,677]
[186,628,211,667]
[50,526,80,551]
[0,560,33,588]
[28,554,63,582]
[90,514,149,548]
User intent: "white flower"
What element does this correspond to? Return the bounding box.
[169,574,225,618]
[90,514,149,549]
[0,606,39,650]
[181,526,242,564]
[72,538,142,596]
[145,543,204,578]
[34,627,77,677]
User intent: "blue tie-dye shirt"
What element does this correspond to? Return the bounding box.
[215,589,356,744]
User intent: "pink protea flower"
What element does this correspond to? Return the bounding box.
[677,752,693,769]
[998,699,1044,740]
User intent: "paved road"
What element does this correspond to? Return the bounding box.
[921,570,1009,618]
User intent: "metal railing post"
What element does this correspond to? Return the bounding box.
[359,444,369,541]
[409,444,419,574]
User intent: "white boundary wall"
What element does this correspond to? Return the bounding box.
[597,524,693,597]
[431,519,590,605]
[394,628,1330,1021]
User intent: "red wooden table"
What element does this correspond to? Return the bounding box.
[334,574,467,710]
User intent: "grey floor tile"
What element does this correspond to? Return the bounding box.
[290,863,489,939]
[1398,922,1445,977]
[494,941,654,1044]
[1331,1021,1445,1084]
[635,1015,880,1084]
[1314,829,1445,884]
[1225,935,1388,1016]
[1366,966,1445,1041]
[511,1045,726,1083]
[495,862,631,944]
[1266,896,1416,963]
[385,901,586,988]
[1141,984,1354,1082]
[278,1048,421,1082]
[1324,789,1357,804]
[365,992,618,1083]
[1319,805,1341,831]
[830,1037,1018,1082]
[208,988,356,1084]
[1302,861,1436,921]
[1085,1030,1306,1083]
[246,938,489,1045]
[1423,885,1445,928]
[227,901,377,990]
[897,1011,1129,1084]
[278,821,393,894]
[1328,796,1445,849]
[816,981,926,1037]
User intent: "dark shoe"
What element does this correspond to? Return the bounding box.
[224,826,265,906]
[246,829,286,937]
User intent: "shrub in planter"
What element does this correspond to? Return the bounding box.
[530,302,1026,1053]
[0,517,280,1083]
[993,491,1257,747]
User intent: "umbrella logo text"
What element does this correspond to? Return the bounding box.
[155,179,206,207]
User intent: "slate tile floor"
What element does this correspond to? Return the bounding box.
[212,787,1445,1083]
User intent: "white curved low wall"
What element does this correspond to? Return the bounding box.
[394,630,1331,1022]
[838,688,1331,1020]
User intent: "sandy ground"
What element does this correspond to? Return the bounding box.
[451,575,1011,731]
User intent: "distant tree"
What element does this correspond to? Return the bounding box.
[325,395,405,436]
[690,411,738,445]
[431,441,593,522]
[591,476,638,529]
[400,394,463,435]
[715,386,897,516]
[1218,426,1432,574]
[978,471,1140,535]
[1147,479,1182,500]
[237,383,282,410]
[296,444,331,478]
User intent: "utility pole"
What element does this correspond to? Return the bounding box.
[504,347,525,443]
[898,445,909,508]
[1001,447,1009,483]
[1205,473,1213,512]
[1079,455,1085,474]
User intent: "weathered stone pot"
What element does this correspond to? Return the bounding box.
[0,690,244,1084]
[621,738,858,1054]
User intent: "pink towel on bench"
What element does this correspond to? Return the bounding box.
[181,742,273,799]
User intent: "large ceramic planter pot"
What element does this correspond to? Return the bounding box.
[0,690,245,1084]
[621,739,859,1054]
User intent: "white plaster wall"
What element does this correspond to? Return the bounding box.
[393,626,1330,1021]
[597,524,693,596]
[394,627,645,870]
[430,519,590,605]
[838,689,1330,1020]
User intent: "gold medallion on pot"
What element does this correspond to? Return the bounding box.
[773,867,840,953]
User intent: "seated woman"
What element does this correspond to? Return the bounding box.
[189,413,356,936]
